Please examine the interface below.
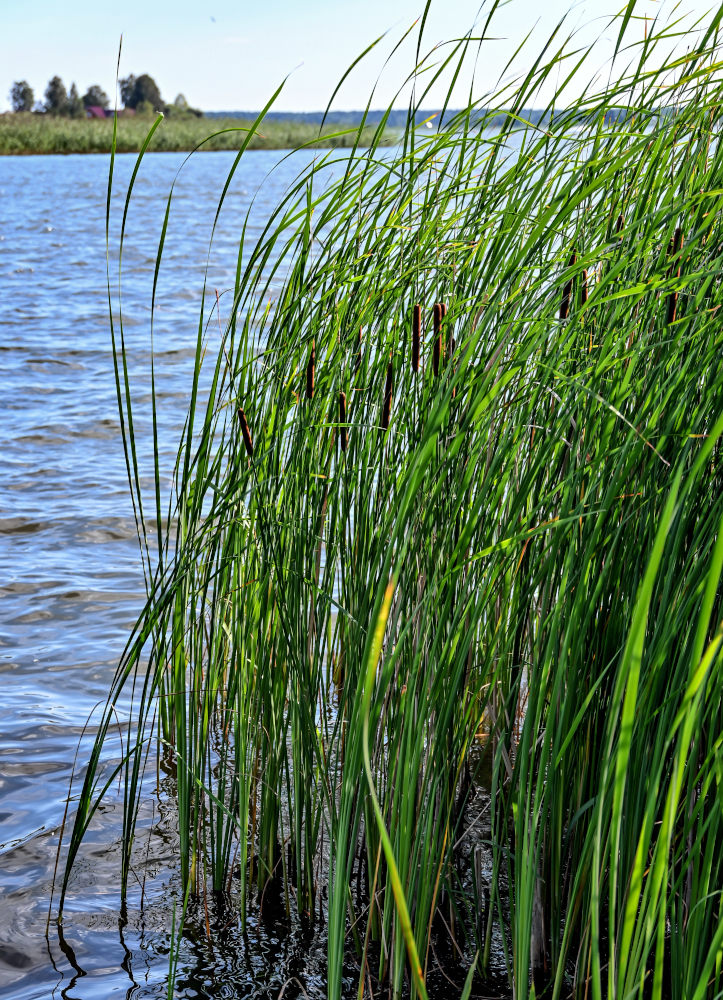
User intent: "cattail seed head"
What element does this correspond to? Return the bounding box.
[667,290,678,325]
[432,302,443,376]
[306,340,315,399]
[433,302,442,334]
[412,303,421,372]
[238,407,254,458]
[338,391,347,451]
[560,284,572,320]
[581,269,588,307]
[433,336,442,376]
[381,361,393,430]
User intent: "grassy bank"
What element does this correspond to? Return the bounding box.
[0,111,395,154]
[55,4,723,1000]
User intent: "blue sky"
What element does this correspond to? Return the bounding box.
[0,0,715,113]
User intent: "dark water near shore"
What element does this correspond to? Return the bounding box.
[0,149,343,999]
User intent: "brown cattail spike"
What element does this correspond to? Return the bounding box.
[238,407,253,458]
[560,249,576,320]
[412,304,421,372]
[667,227,683,325]
[559,287,572,320]
[381,361,393,430]
[616,213,624,234]
[338,392,347,451]
[432,302,443,376]
[433,302,443,333]
[581,269,588,308]
[306,340,315,399]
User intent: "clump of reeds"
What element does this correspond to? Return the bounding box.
[56,8,723,1000]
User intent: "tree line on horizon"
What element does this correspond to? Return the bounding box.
[8,75,202,118]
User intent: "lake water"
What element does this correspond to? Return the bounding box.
[0,149,340,1000]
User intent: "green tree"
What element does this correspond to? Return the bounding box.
[119,73,163,111]
[67,82,84,118]
[119,74,136,107]
[10,80,34,113]
[82,84,110,110]
[165,92,203,118]
[133,74,163,110]
[44,76,68,115]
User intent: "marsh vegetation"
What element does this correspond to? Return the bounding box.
[53,4,723,998]
[0,112,392,154]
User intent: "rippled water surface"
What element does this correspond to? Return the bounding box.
[0,149,339,999]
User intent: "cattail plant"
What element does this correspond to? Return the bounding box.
[412,304,421,372]
[432,302,443,376]
[667,227,684,324]
[581,269,588,307]
[381,360,393,430]
[306,340,315,399]
[238,407,254,457]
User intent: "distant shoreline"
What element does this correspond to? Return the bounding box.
[0,113,397,155]
[0,106,640,155]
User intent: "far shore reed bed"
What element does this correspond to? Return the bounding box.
[54,4,723,999]
[0,112,395,154]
